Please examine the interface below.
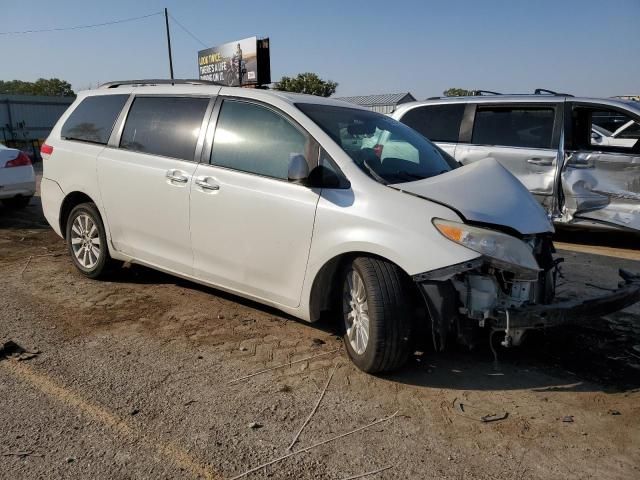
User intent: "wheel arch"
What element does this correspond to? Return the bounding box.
[59,191,98,240]
[308,250,420,323]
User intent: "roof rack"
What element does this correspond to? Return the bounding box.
[428,88,574,101]
[534,88,573,97]
[99,79,224,89]
[427,89,501,100]
[470,90,502,96]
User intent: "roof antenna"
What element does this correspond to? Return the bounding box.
[164,8,175,85]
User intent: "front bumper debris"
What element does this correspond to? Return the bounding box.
[416,268,640,351]
[496,269,640,329]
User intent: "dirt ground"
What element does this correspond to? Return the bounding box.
[1,179,639,479]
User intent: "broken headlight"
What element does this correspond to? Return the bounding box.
[433,219,540,274]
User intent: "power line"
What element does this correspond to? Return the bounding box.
[0,11,163,35]
[168,13,209,48]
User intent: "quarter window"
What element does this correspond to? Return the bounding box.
[472,107,555,149]
[120,96,209,161]
[61,94,128,145]
[211,100,309,180]
[400,104,465,142]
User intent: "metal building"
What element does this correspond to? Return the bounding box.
[335,92,416,114]
[1,94,74,155]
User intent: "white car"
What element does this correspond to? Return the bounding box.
[40,80,640,372]
[0,144,36,208]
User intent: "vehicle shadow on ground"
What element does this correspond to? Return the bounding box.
[100,257,640,394]
[385,338,640,394]
[108,264,188,286]
[0,197,50,230]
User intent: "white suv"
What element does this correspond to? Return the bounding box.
[40,80,640,372]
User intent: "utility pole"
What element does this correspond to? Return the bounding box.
[164,8,174,81]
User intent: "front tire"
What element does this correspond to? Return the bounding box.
[341,257,413,373]
[65,203,114,279]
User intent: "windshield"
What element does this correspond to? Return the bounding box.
[297,103,458,184]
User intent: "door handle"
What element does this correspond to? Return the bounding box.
[166,170,189,183]
[195,177,220,191]
[527,158,553,166]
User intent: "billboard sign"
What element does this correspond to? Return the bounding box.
[198,37,270,87]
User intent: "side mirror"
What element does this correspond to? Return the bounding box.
[307,164,351,189]
[591,131,602,141]
[287,153,309,184]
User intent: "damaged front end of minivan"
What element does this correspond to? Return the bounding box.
[413,222,640,351]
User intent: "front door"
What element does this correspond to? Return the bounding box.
[454,104,560,211]
[190,99,320,307]
[98,95,211,274]
[561,102,640,231]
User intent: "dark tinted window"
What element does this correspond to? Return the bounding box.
[400,104,464,142]
[120,96,209,160]
[61,94,128,144]
[211,100,308,180]
[472,107,555,148]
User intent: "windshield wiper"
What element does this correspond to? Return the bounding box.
[395,169,451,182]
[362,159,388,185]
[395,170,428,181]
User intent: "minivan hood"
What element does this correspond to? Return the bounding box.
[393,158,553,235]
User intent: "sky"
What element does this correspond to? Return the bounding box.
[2,0,639,99]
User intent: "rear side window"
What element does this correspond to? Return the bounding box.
[61,94,128,144]
[472,107,555,149]
[400,104,465,142]
[120,96,209,161]
[211,100,308,180]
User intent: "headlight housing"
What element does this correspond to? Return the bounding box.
[433,219,540,275]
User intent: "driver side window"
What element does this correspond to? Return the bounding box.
[572,106,640,152]
[211,100,311,180]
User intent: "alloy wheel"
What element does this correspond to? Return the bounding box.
[70,214,101,269]
[343,269,370,355]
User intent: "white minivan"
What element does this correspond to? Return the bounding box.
[40,80,640,372]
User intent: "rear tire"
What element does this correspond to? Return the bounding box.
[65,203,115,279]
[2,195,32,209]
[341,256,413,373]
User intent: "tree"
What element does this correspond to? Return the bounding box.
[0,78,74,97]
[275,72,337,97]
[443,87,473,97]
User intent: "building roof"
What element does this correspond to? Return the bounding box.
[334,92,416,107]
[0,94,75,104]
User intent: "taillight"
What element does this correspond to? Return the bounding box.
[41,143,54,155]
[5,152,32,168]
[372,144,384,158]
